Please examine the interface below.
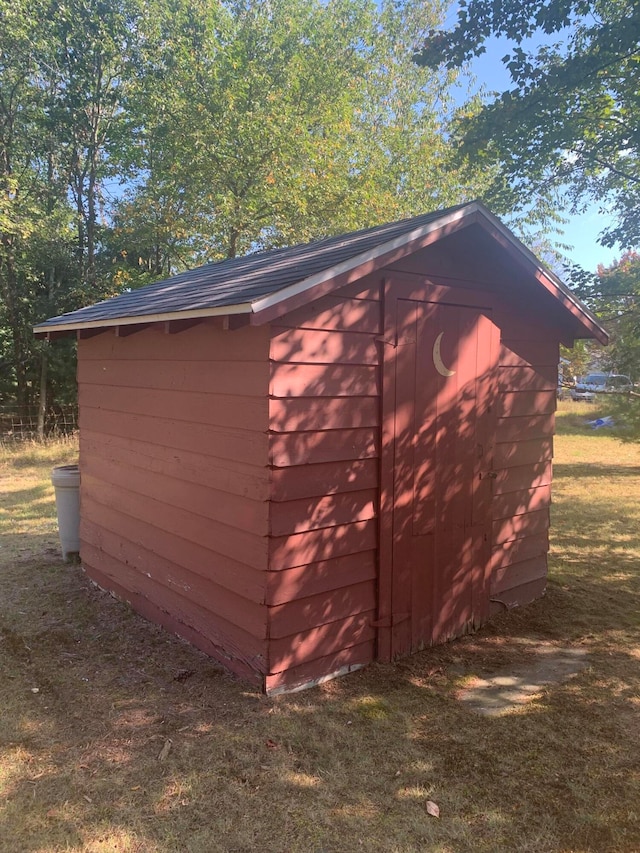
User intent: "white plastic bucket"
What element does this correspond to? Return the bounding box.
[52,464,80,561]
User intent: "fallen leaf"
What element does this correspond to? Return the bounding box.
[425,800,440,818]
[265,738,278,749]
[157,739,172,761]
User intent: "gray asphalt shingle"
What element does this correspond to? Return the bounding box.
[34,205,466,330]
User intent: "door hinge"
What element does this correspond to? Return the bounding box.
[371,612,410,629]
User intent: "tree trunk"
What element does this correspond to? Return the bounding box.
[37,345,48,440]
[0,235,28,407]
[86,52,104,293]
[87,137,98,289]
[74,154,86,282]
[227,228,238,259]
[37,249,55,440]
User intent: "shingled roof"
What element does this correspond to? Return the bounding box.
[33,201,608,343]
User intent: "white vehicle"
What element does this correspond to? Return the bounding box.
[571,372,633,401]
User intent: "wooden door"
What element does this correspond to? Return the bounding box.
[378,285,499,660]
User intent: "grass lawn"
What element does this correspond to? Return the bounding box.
[1,401,639,853]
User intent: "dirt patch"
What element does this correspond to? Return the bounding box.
[458,641,589,716]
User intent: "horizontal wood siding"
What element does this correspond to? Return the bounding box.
[78,323,271,680]
[266,553,377,606]
[264,641,374,694]
[491,335,558,608]
[266,278,382,690]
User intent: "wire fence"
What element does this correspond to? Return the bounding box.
[0,406,78,442]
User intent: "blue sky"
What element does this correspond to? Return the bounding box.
[454,33,621,274]
[558,213,618,273]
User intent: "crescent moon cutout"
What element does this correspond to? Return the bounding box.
[433,332,456,377]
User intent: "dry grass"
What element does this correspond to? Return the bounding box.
[1,408,639,853]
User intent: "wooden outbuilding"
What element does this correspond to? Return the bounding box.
[35,202,607,693]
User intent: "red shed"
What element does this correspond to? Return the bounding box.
[35,202,607,693]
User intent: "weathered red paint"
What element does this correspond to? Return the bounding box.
[81,472,268,571]
[495,437,553,469]
[269,327,380,366]
[379,285,499,657]
[82,494,266,601]
[268,519,378,570]
[82,522,268,638]
[272,293,381,334]
[77,325,272,683]
[491,555,548,595]
[263,640,374,694]
[81,542,268,664]
[81,407,269,467]
[269,428,378,467]
[493,509,550,545]
[81,383,267,431]
[269,362,378,398]
[79,357,268,396]
[268,580,376,639]
[490,532,549,572]
[270,459,378,502]
[71,224,597,693]
[266,552,377,606]
[269,396,378,433]
[499,340,560,367]
[268,612,376,673]
[493,461,552,495]
[496,413,555,443]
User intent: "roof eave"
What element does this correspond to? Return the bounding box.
[475,209,609,345]
[33,302,253,337]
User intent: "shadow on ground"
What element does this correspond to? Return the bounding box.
[0,546,638,853]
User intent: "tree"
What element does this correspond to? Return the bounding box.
[575,253,640,380]
[0,0,54,409]
[0,0,143,416]
[46,0,145,296]
[564,252,640,440]
[559,341,591,386]
[1,0,495,418]
[112,0,492,271]
[414,0,640,250]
